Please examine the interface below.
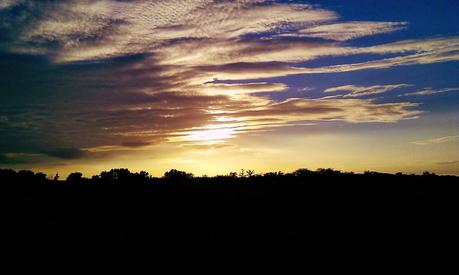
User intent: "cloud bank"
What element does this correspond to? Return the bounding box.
[0,0,457,165]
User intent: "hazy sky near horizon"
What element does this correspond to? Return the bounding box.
[0,0,458,176]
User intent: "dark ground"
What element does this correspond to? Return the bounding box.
[2,168,459,247]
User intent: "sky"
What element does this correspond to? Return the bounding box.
[0,0,458,177]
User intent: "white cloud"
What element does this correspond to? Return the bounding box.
[298,87,315,92]
[412,136,459,146]
[0,0,22,9]
[279,21,408,41]
[399,87,459,97]
[10,0,337,62]
[290,37,459,75]
[324,84,412,98]
[230,97,421,123]
[6,1,459,76]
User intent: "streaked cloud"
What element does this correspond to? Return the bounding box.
[399,87,459,97]
[3,0,337,62]
[231,98,421,123]
[279,21,408,41]
[412,136,459,146]
[198,82,288,96]
[324,84,412,98]
[437,160,459,165]
[302,37,459,74]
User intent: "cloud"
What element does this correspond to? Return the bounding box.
[199,82,287,95]
[412,136,459,146]
[324,84,412,98]
[120,141,152,148]
[302,37,459,74]
[0,153,37,165]
[2,1,458,72]
[180,143,236,151]
[1,0,337,62]
[0,0,456,165]
[231,98,421,123]
[159,36,459,84]
[437,160,459,165]
[279,21,408,41]
[43,148,88,159]
[298,87,315,92]
[156,39,351,66]
[0,0,22,9]
[399,87,459,97]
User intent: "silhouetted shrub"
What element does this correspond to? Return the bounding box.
[164,169,193,181]
[317,168,341,176]
[100,168,132,183]
[293,169,313,177]
[422,171,436,177]
[67,172,83,183]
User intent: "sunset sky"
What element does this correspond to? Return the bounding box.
[0,0,458,177]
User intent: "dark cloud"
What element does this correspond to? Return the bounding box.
[42,148,87,159]
[0,153,35,165]
[0,0,127,60]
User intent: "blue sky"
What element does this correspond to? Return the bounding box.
[0,0,458,176]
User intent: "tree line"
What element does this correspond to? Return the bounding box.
[0,167,449,185]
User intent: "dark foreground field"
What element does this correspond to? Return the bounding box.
[2,168,459,247]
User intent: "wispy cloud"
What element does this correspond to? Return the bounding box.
[324,84,411,98]
[298,87,315,92]
[231,98,421,123]
[4,0,337,62]
[437,160,459,165]
[412,136,459,146]
[0,0,22,9]
[199,82,288,96]
[399,87,459,97]
[278,21,408,41]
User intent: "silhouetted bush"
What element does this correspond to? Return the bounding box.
[67,172,83,183]
[164,169,193,181]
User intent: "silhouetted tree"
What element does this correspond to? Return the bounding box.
[0,169,16,179]
[164,169,193,181]
[67,172,83,183]
[246,169,255,177]
[100,168,132,182]
[18,170,34,179]
[317,168,341,176]
[293,169,313,177]
[2,165,459,247]
[422,171,436,177]
[35,172,47,182]
[139,171,149,179]
[228,172,238,178]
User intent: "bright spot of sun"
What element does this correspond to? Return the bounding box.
[184,128,235,143]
